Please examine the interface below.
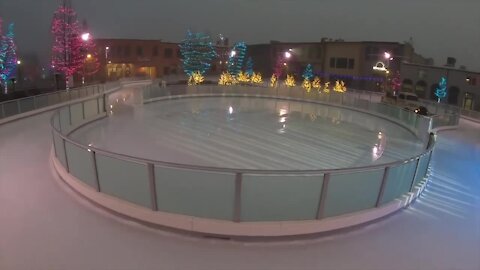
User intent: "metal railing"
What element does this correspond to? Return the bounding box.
[0,84,104,120]
[50,83,435,224]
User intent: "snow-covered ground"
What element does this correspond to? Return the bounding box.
[0,85,479,270]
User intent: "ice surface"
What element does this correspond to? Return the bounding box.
[0,85,479,270]
[72,96,424,170]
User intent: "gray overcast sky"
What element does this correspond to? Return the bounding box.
[1,0,479,69]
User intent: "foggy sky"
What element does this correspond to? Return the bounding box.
[1,0,479,70]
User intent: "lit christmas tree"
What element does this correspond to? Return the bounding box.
[227,42,247,76]
[435,77,447,102]
[237,71,250,83]
[180,31,217,77]
[324,82,331,93]
[302,64,314,80]
[251,72,263,84]
[0,23,17,93]
[218,71,237,85]
[285,74,296,87]
[245,57,254,76]
[188,71,205,85]
[0,18,4,72]
[334,80,347,93]
[312,77,321,92]
[270,74,278,88]
[302,79,312,92]
[51,0,84,89]
[391,71,401,94]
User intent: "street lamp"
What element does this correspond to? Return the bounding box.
[81,32,90,41]
[230,50,236,57]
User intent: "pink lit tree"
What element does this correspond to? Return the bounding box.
[51,0,83,89]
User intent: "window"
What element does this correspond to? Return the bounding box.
[164,67,170,75]
[330,58,335,68]
[153,46,159,57]
[365,46,379,60]
[335,58,348,69]
[348,59,355,69]
[136,46,143,57]
[165,48,173,58]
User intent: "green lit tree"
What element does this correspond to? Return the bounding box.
[302,64,314,80]
[179,31,218,76]
[245,57,254,76]
[228,42,247,76]
[435,77,447,102]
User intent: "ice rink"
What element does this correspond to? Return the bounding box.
[71,96,424,170]
[1,85,479,270]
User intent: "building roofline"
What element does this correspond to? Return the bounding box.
[402,62,480,75]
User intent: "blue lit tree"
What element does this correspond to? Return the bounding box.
[435,77,447,102]
[0,23,17,93]
[302,64,314,80]
[179,31,217,76]
[0,18,4,72]
[227,42,247,76]
[245,57,254,76]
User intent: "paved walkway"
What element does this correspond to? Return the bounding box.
[1,85,479,270]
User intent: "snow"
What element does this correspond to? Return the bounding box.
[0,85,479,270]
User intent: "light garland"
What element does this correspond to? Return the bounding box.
[285,74,296,87]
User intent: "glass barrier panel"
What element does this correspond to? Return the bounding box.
[53,132,67,168]
[96,154,151,208]
[47,92,60,106]
[59,107,70,133]
[324,169,384,218]
[84,99,99,119]
[19,98,35,113]
[277,87,290,98]
[304,90,319,101]
[52,113,61,130]
[3,101,18,117]
[413,153,431,187]
[241,174,323,221]
[154,166,236,220]
[70,103,84,126]
[35,95,49,108]
[69,90,78,100]
[65,141,97,188]
[59,91,69,102]
[380,161,417,205]
[98,96,105,113]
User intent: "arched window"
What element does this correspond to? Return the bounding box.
[402,79,413,92]
[415,80,427,98]
[448,87,460,105]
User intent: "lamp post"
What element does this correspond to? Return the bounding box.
[105,46,110,82]
[81,32,90,85]
[16,60,22,91]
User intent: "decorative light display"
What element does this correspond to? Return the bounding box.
[0,18,4,72]
[285,74,296,87]
[227,42,247,76]
[237,71,250,83]
[0,22,17,93]
[324,82,331,93]
[435,76,447,102]
[188,71,205,85]
[312,76,321,91]
[245,57,254,76]
[51,0,84,89]
[302,79,312,92]
[179,31,218,77]
[391,71,401,93]
[302,64,314,80]
[251,72,263,84]
[218,71,237,85]
[334,80,347,93]
[270,74,278,87]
